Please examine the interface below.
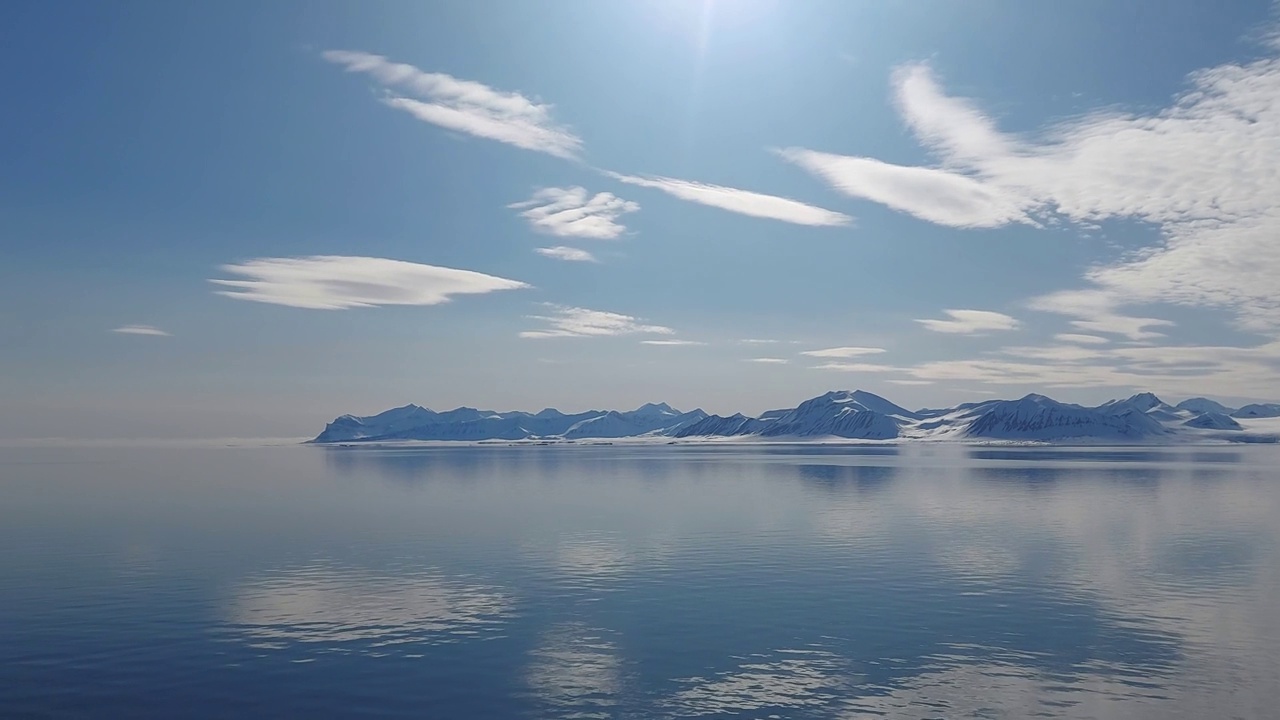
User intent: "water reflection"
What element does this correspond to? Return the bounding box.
[4,445,1280,718]
[663,647,858,716]
[524,623,624,718]
[966,448,1245,464]
[225,563,513,653]
[795,463,896,493]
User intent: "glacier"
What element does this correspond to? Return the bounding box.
[312,390,1279,445]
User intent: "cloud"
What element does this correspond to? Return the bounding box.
[510,187,638,239]
[902,339,1280,396]
[641,339,706,346]
[1000,345,1107,362]
[800,346,886,358]
[322,50,581,159]
[211,256,528,310]
[886,379,933,385]
[740,338,780,344]
[521,305,674,339]
[776,148,1032,228]
[1029,289,1173,341]
[782,49,1280,336]
[604,171,852,227]
[1054,333,1110,345]
[916,309,1020,334]
[744,357,788,364]
[812,362,898,372]
[112,324,170,337]
[535,246,597,262]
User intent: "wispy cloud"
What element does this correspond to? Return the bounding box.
[901,338,1280,396]
[886,379,933,385]
[776,148,1031,229]
[322,50,581,159]
[112,324,170,337]
[812,362,898,372]
[800,346,886,358]
[1029,289,1173,341]
[510,187,638,239]
[781,50,1280,336]
[744,357,789,364]
[740,338,780,344]
[916,309,1020,334]
[1054,333,1109,345]
[604,172,852,227]
[641,339,706,346]
[1001,345,1107,362]
[211,256,528,310]
[520,305,674,339]
[535,246,597,263]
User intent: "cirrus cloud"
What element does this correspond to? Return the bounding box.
[323,50,582,159]
[800,346,886,358]
[776,147,1032,229]
[510,187,638,240]
[210,256,529,310]
[812,362,899,372]
[604,171,852,227]
[520,305,674,339]
[112,324,170,337]
[781,46,1280,336]
[535,246,597,263]
[641,339,706,346]
[916,309,1020,334]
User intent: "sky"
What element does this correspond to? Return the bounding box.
[3,0,1280,440]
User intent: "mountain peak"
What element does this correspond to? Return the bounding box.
[634,402,677,413]
[1017,393,1055,403]
[1125,392,1164,410]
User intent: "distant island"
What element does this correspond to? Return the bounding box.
[311,391,1280,445]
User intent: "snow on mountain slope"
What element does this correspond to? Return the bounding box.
[313,404,439,443]
[1233,403,1280,419]
[563,412,648,439]
[311,402,703,443]
[963,394,1168,441]
[1184,412,1243,431]
[674,413,771,438]
[1097,393,1187,422]
[652,409,711,436]
[1176,398,1237,415]
[312,390,1280,444]
[618,402,680,426]
[756,391,902,439]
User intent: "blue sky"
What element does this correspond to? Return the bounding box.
[3,0,1280,439]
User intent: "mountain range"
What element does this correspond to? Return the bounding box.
[312,391,1280,445]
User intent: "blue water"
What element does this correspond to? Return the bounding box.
[2,444,1278,718]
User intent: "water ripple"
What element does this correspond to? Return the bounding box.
[223,562,513,653]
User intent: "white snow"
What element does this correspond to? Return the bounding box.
[312,390,1280,445]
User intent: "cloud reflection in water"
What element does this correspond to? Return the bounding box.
[226,563,513,653]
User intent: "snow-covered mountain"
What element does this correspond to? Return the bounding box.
[312,391,1279,444]
[1097,392,1186,422]
[313,403,706,443]
[1184,412,1243,430]
[961,394,1169,441]
[756,391,905,439]
[1176,397,1237,415]
[1233,403,1280,419]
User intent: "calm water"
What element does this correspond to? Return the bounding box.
[2,444,1278,719]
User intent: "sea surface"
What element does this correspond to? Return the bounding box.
[2,443,1278,719]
